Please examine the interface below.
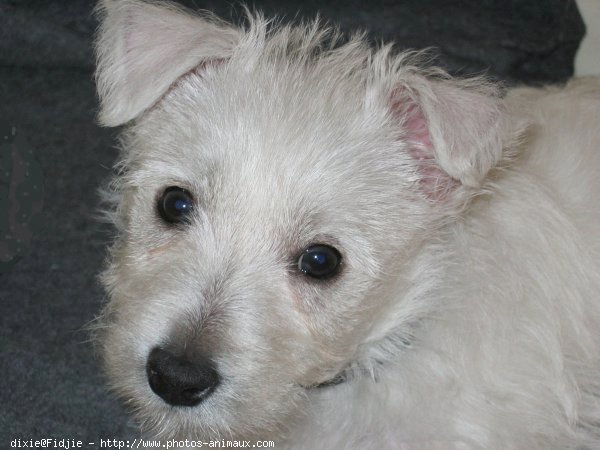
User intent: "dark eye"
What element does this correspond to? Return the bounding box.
[157,186,195,224]
[298,244,342,280]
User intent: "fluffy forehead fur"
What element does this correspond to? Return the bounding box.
[95,1,600,448]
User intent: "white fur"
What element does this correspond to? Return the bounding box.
[94,1,600,448]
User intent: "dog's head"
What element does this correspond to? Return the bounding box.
[95,0,511,440]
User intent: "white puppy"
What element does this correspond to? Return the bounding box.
[94,1,600,448]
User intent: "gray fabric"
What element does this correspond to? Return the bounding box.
[0,67,135,441]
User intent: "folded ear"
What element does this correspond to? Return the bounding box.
[95,0,241,126]
[392,76,507,198]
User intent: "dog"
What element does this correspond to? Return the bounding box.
[94,0,600,448]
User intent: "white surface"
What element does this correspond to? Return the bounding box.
[576,0,600,75]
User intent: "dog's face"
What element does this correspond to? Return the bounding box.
[96,0,508,440]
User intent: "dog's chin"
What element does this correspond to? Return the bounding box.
[118,375,309,442]
[128,396,250,441]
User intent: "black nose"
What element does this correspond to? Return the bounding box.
[146,347,220,407]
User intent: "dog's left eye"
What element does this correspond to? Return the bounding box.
[298,245,341,279]
[157,186,195,224]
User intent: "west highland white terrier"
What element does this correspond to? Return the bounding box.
[94,1,600,448]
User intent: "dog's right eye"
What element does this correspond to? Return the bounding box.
[157,186,195,224]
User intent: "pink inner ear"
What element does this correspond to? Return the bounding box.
[391,88,456,200]
[403,103,432,158]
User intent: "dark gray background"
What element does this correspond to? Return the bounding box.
[0,0,585,445]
